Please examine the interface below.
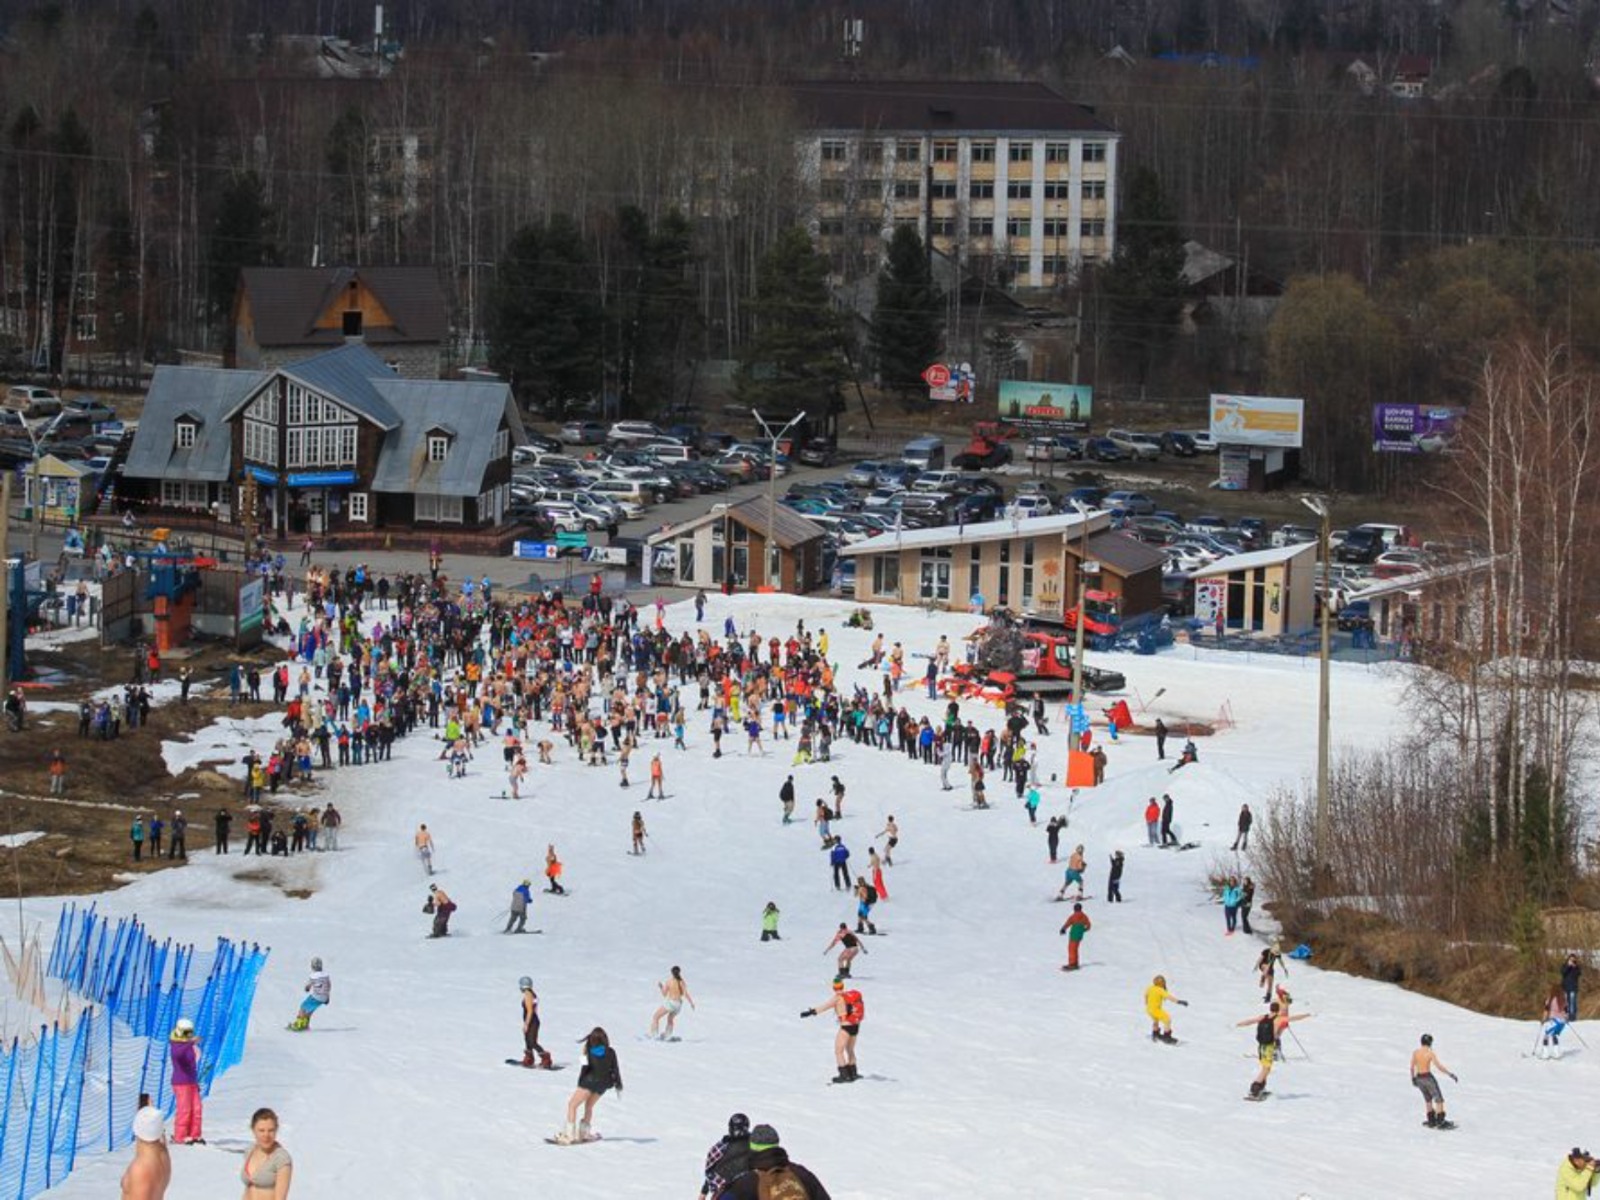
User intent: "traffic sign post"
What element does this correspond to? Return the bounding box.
[555,531,589,549]
[921,363,952,389]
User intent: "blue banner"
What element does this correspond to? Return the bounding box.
[286,470,357,488]
[245,466,278,485]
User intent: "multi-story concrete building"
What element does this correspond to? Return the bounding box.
[790,80,1120,287]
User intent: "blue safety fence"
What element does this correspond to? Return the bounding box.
[0,904,271,1198]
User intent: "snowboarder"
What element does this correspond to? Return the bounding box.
[760,901,781,942]
[1107,850,1125,902]
[1169,739,1198,772]
[801,978,864,1083]
[555,1027,621,1144]
[1047,815,1065,863]
[1024,783,1041,824]
[823,924,865,978]
[699,1112,753,1199]
[779,776,796,824]
[829,840,851,890]
[876,816,898,866]
[715,1124,832,1199]
[519,978,552,1068]
[854,876,878,935]
[815,799,834,847]
[168,1018,203,1144]
[1539,984,1570,1059]
[1145,975,1186,1043]
[647,755,665,799]
[426,884,456,937]
[1410,1033,1457,1128]
[1059,903,1091,970]
[1160,794,1177,847]
[1232,803,1253,851]
[415,824,435,875]
[545,844,566,894]
[631,812,648,856]
[506,880,534,933]
[1057,845,1087,901]
[1257,946,1284,1003]
[290,957,331,1030]
[648,965,695,1039]
[830,776,846,819]
[1239,1004,1280,1100]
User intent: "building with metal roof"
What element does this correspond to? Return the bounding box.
[646,495,828,593]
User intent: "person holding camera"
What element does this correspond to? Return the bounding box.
[1557,1148,1597,1199]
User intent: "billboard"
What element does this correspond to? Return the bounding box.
[1372,404,1463,454]
[1210,394,1304,449]
[998,380,1092,430]
[925,362,977,403]
[1193,578,1227,626]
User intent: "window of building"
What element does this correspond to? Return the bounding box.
[342,309,363,337]
[857,177,882,196]
[821,140,847,162]
[855,218,879,235]
[892,180,920,200]
[339,425,357,464]
[1081,219,1106,239]
[970,141,996,163]
[1006,217,1032,238]
[819,219,845,236]
[348,492,369,522]
[1044,182,1071,200]
[415,493,464,523]
[286,428,304,467]
[969,182,994,200]
[1008,142,1033,163]
[873,554,900,598]
[286,387,304,426]
[896,139,920,162]
[247,389,278,423]
[1082,180,1106,200]
[1045,142,1072,163]
[861,141,885,163]
[1043,218,1071,238]
[428,435,450,462]
[679,539,696,581]
[160,479,182,505]
[893,217,918,232]
[1021,539,1035,609]
[969,218,993,237]
[175,421,196,450]
[1007,181,1032,200]
[731,522,748,544]
[970,543,982,594]
[930,218,956,238]
[1083,142,1107,163]
[820,179,847,201]
[76,271,97,303]
[1009,255,1030,280]
[1044,255,1072,277]
[998,540,1011,607]
[930,181,958,200]
[73,314,97,342]
[493,428,510,460]
[932,140,957,162]
[244,418,278,466]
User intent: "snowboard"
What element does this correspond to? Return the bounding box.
[638,1033,682,1043]
[545,1134,602,1145]
[505,1059,567,1071]
[1244,1091,1271,1102]
[1053,895,1093,902]
[504,929,544,935]
[1427,1119,1458,1130]
[1149,1036,1181,1046]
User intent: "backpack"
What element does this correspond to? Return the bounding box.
[864,885,878,905]
[755,1165,809,1200]
[842,990,865,1024]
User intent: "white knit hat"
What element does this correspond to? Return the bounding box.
[133,1106,164,1143]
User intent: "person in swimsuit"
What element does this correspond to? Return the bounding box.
[240,1107,292,1199]
[1057,845,1087,901]
[876,816,898,866]
[121,1106,170,1199]
[559,1027,622,1144]
[520,977,552,1068]
[823,923,866,978]
[414,824,434,875]
[801,977,865,1083]
[1410,1033,1457,1127]
[631,812,648,856]
[649,965,696,1039]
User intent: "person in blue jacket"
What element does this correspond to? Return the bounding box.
[829,840,851,890]
[1222,877,1243,936]
[506,879,534,934]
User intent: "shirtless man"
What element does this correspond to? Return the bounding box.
[415,823,435,875]
[121,1106,171,1199]
[876,815,899,866]
[536,739,555,765]
[823,922,867,978]
[649,965,696,1039]
[800,977,865,1083]
[1410,1033,1458,1128]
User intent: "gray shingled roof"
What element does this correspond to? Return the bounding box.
[240,266,448,347]
[1086,531,1170,575]
[725,495,827,549]
[368,378,525,497]
[790,80,1117,136]
[122,365,268,482]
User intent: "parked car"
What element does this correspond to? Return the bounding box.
[1085,437,1126,462]
[534,500,601,532]
[606,420,664,445]
[1159,431,1197,457]
[845,460,888,489]
[5,386,62,420]
[63,395,116,424]
[1104,490,1156,516]
[1016,479,1063,502]
[862,485,906,511]
[1024,434,1082,462]
[1236,517,1269,545]
[1009,493,1055,518]
[1336,599,1373,631]
[1186,514,1230,535]
[1166,544,1220,573]
[678,462,730,492]
[1106,428,1161,460]
[796,437,837,467]
[1067,486,1105,508]
[951,493,1002,523]
[560,419,606,445]
[1187,430,1219,453]
[1373,549,1428,578]
[1335,527,1384,564]
[912,468,967,494]
[875,462,920,488]
[1272,523,1319,548]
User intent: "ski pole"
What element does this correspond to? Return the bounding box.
[1569,1023,1591,1051]
[1286,1025,1311,1061]
[1530,1023,1545,1056]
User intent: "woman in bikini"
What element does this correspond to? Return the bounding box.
[649,965,695,1039]
[240,1107,292,1199]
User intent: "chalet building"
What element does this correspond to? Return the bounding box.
[230,266,448,379]
[645,496,828,593]
[791,80,1120,288]
[118,342,522,539]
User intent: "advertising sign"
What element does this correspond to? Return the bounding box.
[1209,394,1304,449]
[926,361,976,403]
[580,546,628,565]
[238,577,264,636]
[1372,404,1463,454]
[1216,446,1250,491]
[998,380,1092,430]
[513,541,559,560]
[1193,578,1227,625]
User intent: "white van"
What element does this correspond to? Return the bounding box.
[644,442,694,464]
[902,436,946,471]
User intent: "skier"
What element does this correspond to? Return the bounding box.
[545,844,566,895]
[1047,815,1065,863]
[853,876,879,935]
[415,824,435,875]
[829,839,851,890]
[426,883,456,937]
[555,1027,621,1144]
[1562,953,1583,1020]
[1059,903,1091,971]
[290,957,331,1030]
[699,1112,753,1199]
[1539,983,1569,1059]
[518,978,552,1068]
[1107,850,1125,902]
[647,754,665,799]
[779,776,796,824]
[506,879,534,934]
[1145,974,1186,1043]
[1023,782,1041,825]
[168,1018,203,1144]
[823,924,865,978]
[631,812,648,856]
[1409,1033,1457,1128]
[648,965,696,1039]
[815,800,834,848]
[1057,845,1087,902]
[760,901,781,942]
[800,978,864,1083]
[876,816,898,866]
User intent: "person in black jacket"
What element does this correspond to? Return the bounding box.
[1108,850,1125,902]
[558,1027,621,1144]
[715,1124,831,1200]
[1232,803,1253,851]
[700,1112,752,1198]
[1563,953,1583,1020]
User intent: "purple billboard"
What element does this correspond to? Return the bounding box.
[1372,404,1464,454]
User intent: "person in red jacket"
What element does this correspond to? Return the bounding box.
[801,979,863,1083]
[1060,903,1092,971]
[1144,797,1161,846]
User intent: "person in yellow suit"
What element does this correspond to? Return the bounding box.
[1557,1148,1597,1199]
[1144,974,1187,1044]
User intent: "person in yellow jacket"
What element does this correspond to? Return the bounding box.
[1144,974,1186,1043]
[1557,1148,1597,1199]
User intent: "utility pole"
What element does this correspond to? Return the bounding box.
[1302,495,1333,880]
[0,472,10,688]
[750,409,805,590]
[1069,499,1095,705]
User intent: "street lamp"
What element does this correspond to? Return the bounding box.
[750,409,806,590]
[1069,499,1095,704]
[20,421,44,560]
[1301,494,1333,879]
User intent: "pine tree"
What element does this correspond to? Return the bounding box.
[736,226,846,420]
[869,225,942,401]
[207,172,277,327]
[487,215,603,413]
[612,206,698,416]
[1097,166,1186,384]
